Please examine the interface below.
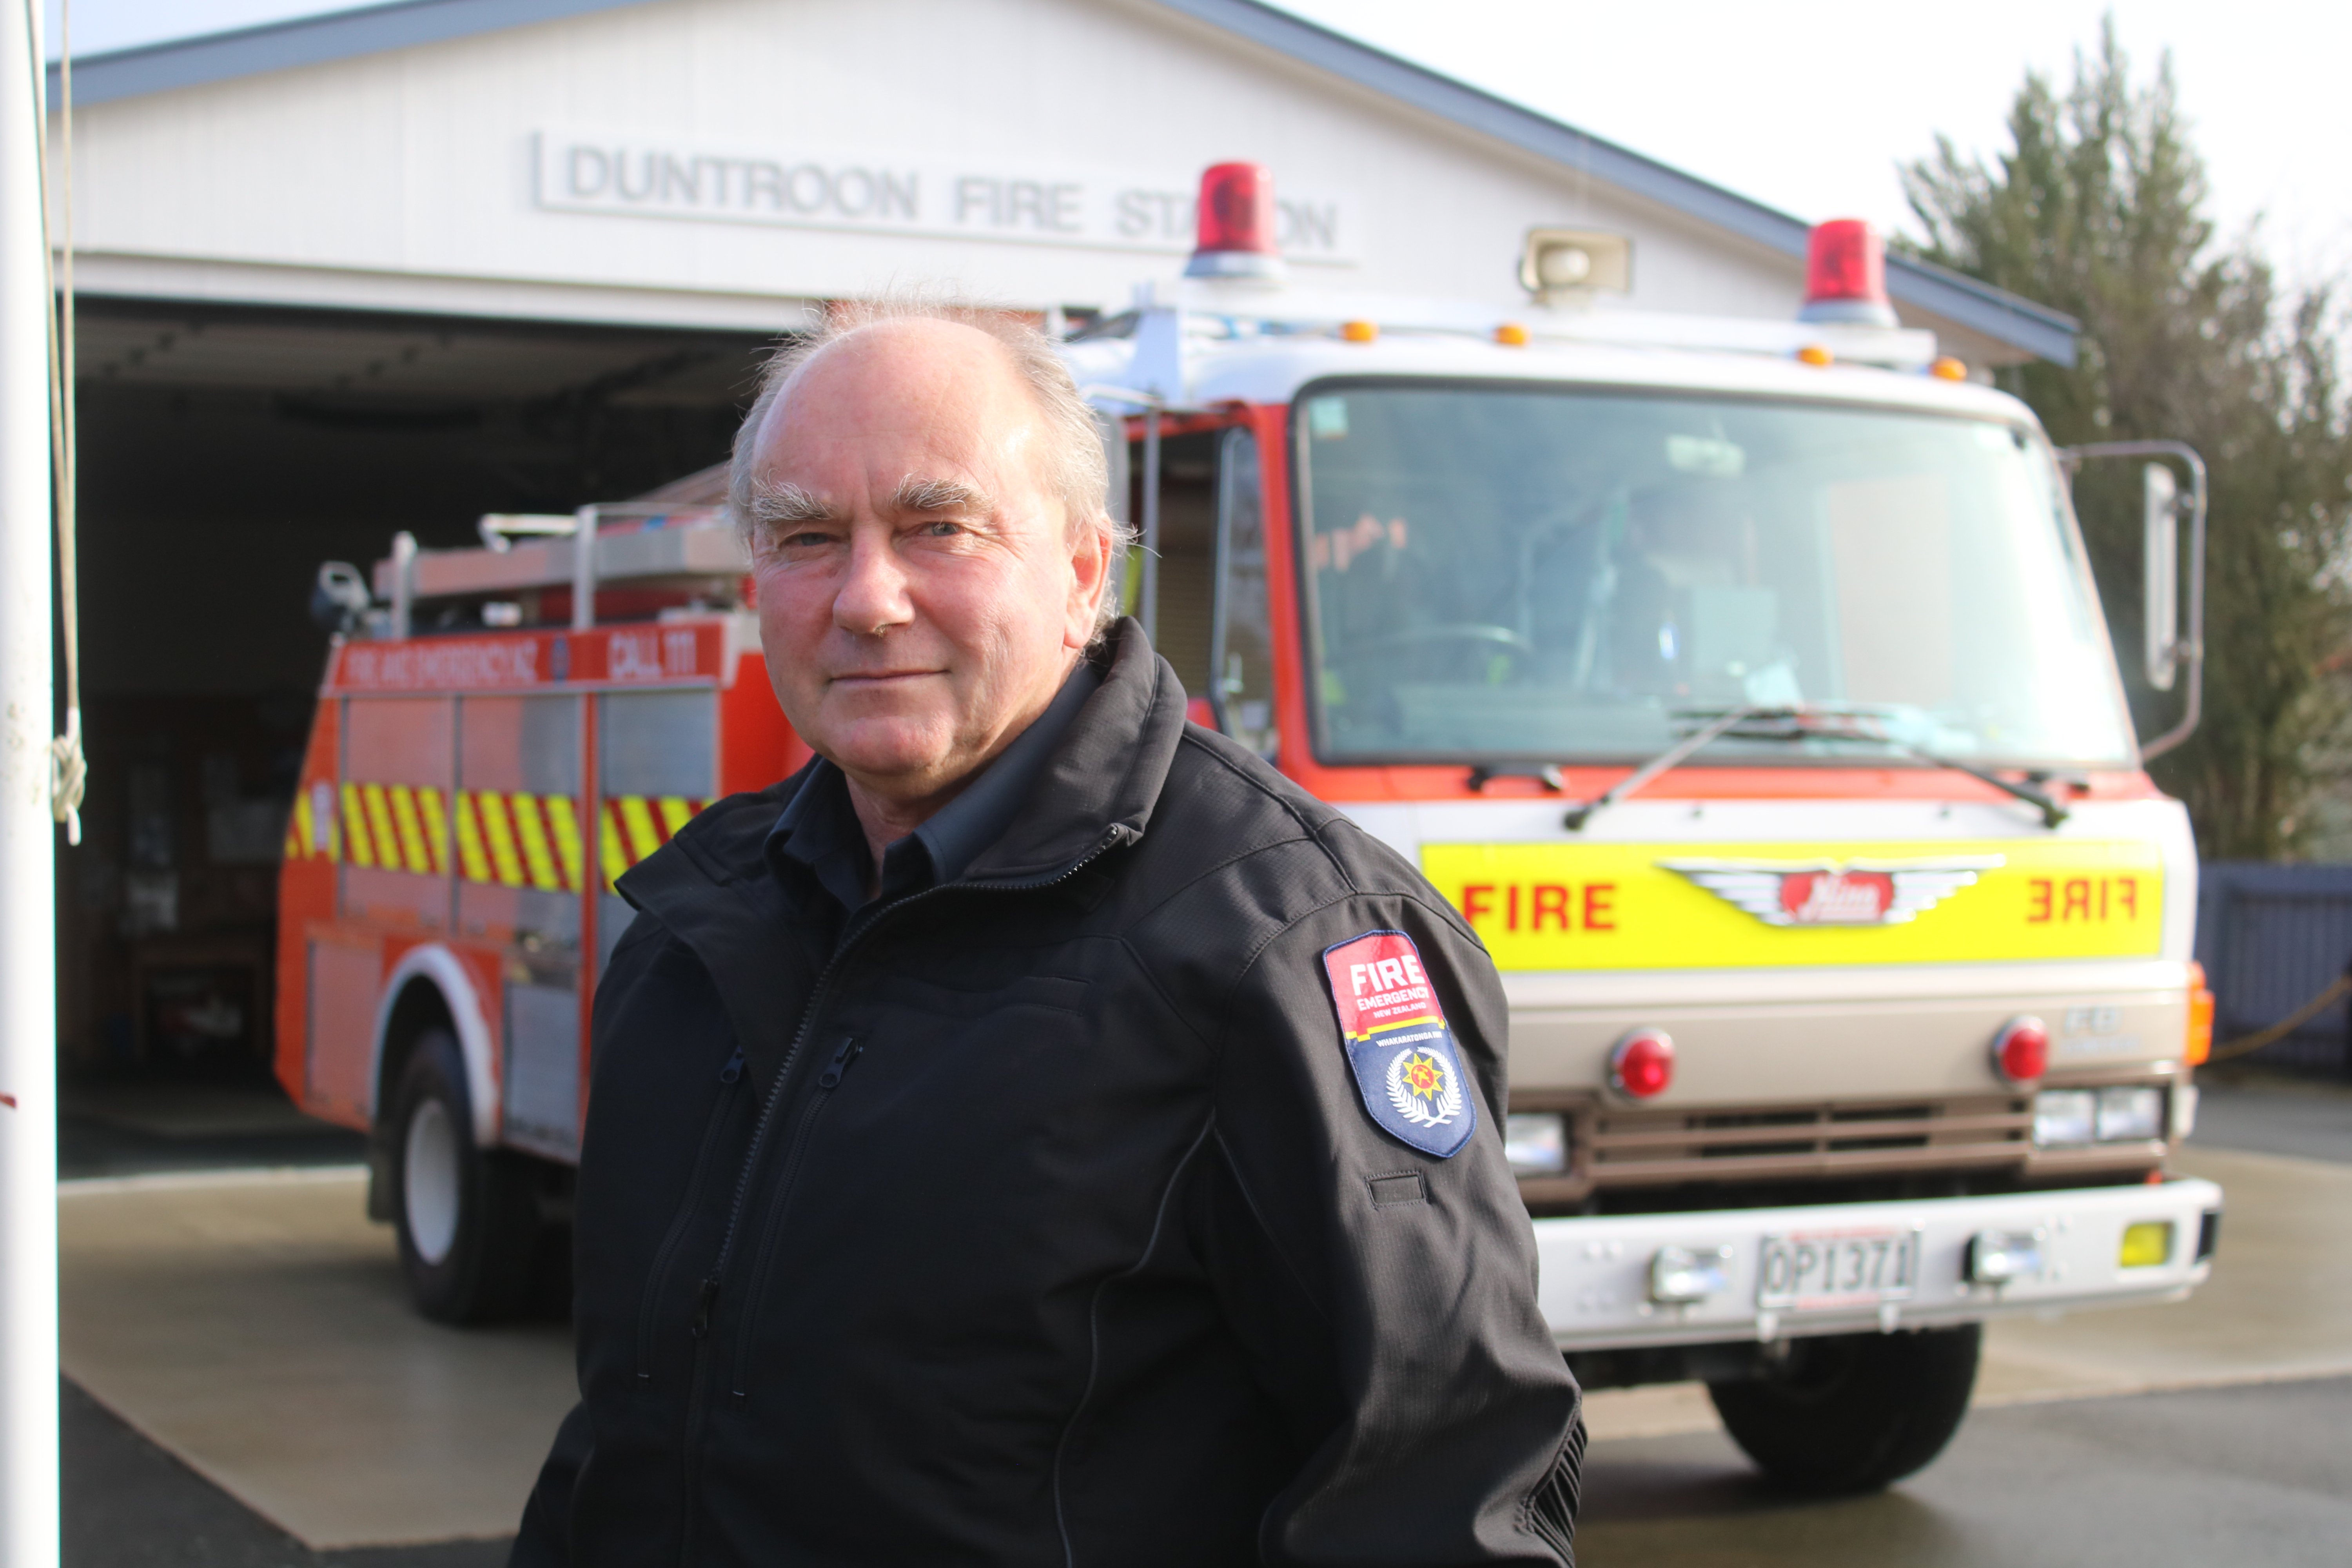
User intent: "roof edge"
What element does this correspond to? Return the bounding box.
[44,0,656,109]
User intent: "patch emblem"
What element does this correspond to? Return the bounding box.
[1322,931,1477,1158]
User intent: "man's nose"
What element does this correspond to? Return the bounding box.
[832,526,915,637]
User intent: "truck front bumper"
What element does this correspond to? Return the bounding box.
[1533,1176,2221,1350]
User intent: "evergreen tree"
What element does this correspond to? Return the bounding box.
[1902,19,2352,859]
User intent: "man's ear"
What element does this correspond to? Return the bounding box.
[1064,514,1115,651]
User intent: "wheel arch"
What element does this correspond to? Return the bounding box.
[370,944,500,1148]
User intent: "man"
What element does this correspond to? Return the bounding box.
[512,301,1584,1566]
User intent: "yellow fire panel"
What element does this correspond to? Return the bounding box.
[1417,839,2165,970]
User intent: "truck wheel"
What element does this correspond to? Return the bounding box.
[391,1029,538,1323]
[1707,1324,1980,1494]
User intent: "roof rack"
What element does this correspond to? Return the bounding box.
[370,503,744,637]
[1086,277,1942,408]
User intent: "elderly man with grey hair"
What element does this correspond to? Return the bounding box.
[512,301,1584,1566]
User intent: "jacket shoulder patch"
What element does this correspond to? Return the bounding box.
[1321,930,1476,1159]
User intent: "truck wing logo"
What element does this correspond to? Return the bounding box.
[1658,855,2006,927]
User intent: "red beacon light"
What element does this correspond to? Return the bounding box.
[1184,162,1286,282]
[1609,1028,1675,1100]
[1798,218,1898,329]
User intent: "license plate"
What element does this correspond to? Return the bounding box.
[1757,1226,1921,1312]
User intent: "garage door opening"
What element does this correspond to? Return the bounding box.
[57,295,780,1173]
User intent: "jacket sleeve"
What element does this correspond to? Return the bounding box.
[1204,886,1584,1566]
[509,911,671,1568]
[508,1399,593,1568]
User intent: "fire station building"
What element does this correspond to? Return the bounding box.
[45,0,2073,1073]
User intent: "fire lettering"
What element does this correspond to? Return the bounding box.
[2026,875,2140,924]
[1457,881,1617,934]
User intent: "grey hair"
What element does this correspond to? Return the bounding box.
[729,295,1135,639]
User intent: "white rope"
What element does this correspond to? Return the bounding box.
[33,0,81,844]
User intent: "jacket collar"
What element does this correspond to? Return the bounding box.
[613,621,1184,1091]
[620,616,1185,932]
[960,618,1185,885]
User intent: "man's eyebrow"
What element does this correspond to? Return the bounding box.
[746,479,840,528]
[891,475,993,515]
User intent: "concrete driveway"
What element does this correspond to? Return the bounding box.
[56,1075,2352,1563]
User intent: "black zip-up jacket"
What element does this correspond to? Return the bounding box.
[513,622,1583,1566]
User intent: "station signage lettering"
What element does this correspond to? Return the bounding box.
[533,131,1356,263]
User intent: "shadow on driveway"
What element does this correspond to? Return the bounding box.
[64,1379,509,1568]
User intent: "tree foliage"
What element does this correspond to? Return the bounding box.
[1901,20,2352,859]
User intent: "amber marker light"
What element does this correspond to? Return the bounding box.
[2185,961,2214,1065]
[1931,356,1969,381]
[1340,319,1379,343]
[2119,1220,2174,1269]
[1796,343,1835,367]
[1494,322,1530,346]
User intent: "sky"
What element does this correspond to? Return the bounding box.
[40,0,2350,292]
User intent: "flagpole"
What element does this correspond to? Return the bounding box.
[0,0,60,1556]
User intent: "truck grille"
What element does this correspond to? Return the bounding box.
[1586,1095,2032,1185]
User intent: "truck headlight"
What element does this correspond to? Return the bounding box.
[1504,1112,1569,1176]
[2095,1086,2164,1142]
[2032,1089,2096,1146]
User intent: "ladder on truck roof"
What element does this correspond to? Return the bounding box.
[367,501,747,639]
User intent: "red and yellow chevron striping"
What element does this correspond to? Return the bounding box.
[287,781,705,893]
[600,794,703,893]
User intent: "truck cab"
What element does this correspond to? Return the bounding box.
[1057,171,2221,1491]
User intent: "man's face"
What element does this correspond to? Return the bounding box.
[744,320,1112,806]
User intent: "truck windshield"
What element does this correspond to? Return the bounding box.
[1294,382,2134,767]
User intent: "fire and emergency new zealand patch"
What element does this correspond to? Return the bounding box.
[1322,930,1477,1158]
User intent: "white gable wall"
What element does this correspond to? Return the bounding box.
[60,0,1818,336]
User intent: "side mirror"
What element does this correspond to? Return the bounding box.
[310,561,372,635]
[2143,462,2179,692]
[2058,440,2207,760]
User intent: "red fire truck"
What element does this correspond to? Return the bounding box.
[281,164,2220,1493]
[278,499,800,1314]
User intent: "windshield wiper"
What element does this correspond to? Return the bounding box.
[1562,703,2071,831]
[1561,706,1770,830]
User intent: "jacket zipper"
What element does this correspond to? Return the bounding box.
[633,1046,746,1381]
[674,825,1131,1566]
[728,1035,862,1401]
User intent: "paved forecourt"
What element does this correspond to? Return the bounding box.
[55,1098,2352,1549]
[56,1167,572,1550]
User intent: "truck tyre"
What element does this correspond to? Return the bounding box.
[391,1029,538,1323]
[1707,1324,1980,1494]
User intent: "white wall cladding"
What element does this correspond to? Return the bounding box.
[59,0,1812,329]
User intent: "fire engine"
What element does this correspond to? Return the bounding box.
[279,162,2221,1494]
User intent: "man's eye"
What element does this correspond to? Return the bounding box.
[777,529,837,550]
[919,519,964,538]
